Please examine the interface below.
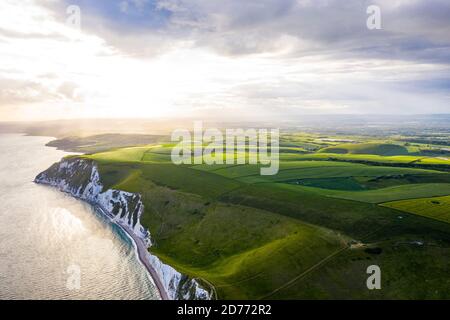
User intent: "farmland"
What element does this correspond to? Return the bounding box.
[382,196,450,224]
[58,131,450,299]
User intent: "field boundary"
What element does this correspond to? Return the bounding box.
[259,245,349,299]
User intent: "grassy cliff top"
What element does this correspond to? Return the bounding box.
[74,132,450,299]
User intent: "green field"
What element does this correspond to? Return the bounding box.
[284,183,450,203]
[382,196,450,224]
[279,152,450,166]
[65,131,450,299]
[319,143,410,156]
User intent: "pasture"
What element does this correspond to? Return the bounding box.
[75,130,450,299]
[382,195,450,224]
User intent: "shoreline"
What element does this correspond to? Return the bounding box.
[92,203,170,300]
[31,135,170,300]
[33,154,214,301]
[35,181,171,300]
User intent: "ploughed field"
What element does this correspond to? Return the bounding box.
[67,134,450,299]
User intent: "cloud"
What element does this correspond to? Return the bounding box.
[0,0,449,121]
[57,82,84,102]
[54,0,450,64]
[0,78,54,105]
[0,78,83,107]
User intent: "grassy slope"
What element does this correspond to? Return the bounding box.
[236,166,443,183]
[382,195,450,224]
[268,240,450,299]
[78,139,450,299]
[90,160,345,299]
[319,143,409,156]
[47,134,168,153]
[283,183,450,203]
[280,153,450,165]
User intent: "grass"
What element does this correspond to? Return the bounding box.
[287,177,366,191]
[280,152,450,166]
[148,200,345,299]
[268,239,450,299]
[319,143,410,156]
[71,131,450,299]
[282,183,450,204]
[219,182,427,240]
[91,167,347,299]
[235,164,443,184]
[87,146,150,162]
[46,134,168,153]
[382,196,450,224]
[95,161,242,199]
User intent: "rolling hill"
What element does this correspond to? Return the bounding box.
[45,131,450,299]
[319,143,409,156]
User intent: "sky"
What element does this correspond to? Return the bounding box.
[0,0,449,121]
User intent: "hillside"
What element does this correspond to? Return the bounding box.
[319,143,409,156]
[64,134,450,299]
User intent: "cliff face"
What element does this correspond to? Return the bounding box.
[35,157,211,300]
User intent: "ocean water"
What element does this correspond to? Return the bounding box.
[0,134,159,300]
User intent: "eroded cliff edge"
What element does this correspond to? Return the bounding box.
[35,157,211,300]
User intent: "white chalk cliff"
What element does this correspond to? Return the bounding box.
[35,157,211,300]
